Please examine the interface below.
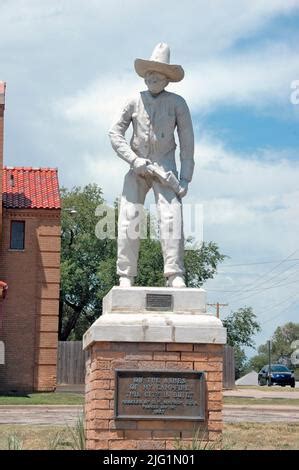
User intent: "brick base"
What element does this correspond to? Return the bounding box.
[85,341,223,450]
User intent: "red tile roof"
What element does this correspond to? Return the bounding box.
[0,81,5,105]
[2,167,61,209]
[0,81,5,95]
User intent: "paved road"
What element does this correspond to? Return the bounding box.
[0,404,298,425]
[0,405,83,426]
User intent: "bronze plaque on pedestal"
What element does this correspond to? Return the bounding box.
[115,370,205,420]
[146,293,173,311]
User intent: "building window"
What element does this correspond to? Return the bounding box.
[10,221,25,250]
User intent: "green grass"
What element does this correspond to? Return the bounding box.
[0,393,84,406]
[0,425,64,450]
[224,396,299,406]
[1,390,297,406]
[223,422,299,450]
[0,422,85,450]
[174,427,221,450]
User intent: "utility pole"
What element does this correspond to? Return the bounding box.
[207,302,228,319]
[268,340,272,386]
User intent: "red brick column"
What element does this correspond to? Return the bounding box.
[85,341,223,450]
[0,82,5,239]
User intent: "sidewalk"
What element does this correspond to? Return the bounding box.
[224,387,299,399]
[0,405,83,425]
[0,403,298,425]
[55,384,84,393]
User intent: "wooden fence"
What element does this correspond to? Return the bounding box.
[57,341,88,385]
[57,341,236,388]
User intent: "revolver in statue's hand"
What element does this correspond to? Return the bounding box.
[132,157,151,176]
[145,162,185,197]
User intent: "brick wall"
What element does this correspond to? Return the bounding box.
[85,341,223,450]
[0,208,60,391]
[0,98,4,237]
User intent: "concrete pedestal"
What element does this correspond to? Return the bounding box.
[83,287,227,450]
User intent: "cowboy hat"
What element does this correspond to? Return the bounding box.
[134,43,184,82]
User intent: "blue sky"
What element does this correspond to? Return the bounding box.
[1,0,299,356]
[200,106,299,153]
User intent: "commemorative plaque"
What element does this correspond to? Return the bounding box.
[146,293,173,311]
[115,370,205,420]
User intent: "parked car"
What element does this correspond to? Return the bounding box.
[258,364,295,387]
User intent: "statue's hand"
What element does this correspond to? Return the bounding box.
[132,157,150,176]
[178,179,189,198]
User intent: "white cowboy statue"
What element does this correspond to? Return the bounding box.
[109,42,194,288]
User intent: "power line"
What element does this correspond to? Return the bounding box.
[206,251,299,305]
[242,262,299,292]
[204,251,299,318]
[267,265,299,286]
[226,250,299,301]
[207,277,299,295]
[255,291,299,318]
[221,288,299,326]
[231,268,299,304]
[220,258,299,268]
[260,297,299,326]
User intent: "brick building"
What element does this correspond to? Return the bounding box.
[0,81,61,392]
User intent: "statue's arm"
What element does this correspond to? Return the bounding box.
[108,99,138,165]
[176,97,195,183]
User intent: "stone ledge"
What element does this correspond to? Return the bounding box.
[103,286,206,315]
[83,313,226,349]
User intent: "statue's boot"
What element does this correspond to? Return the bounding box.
[119,276,134,287]
[167,274,186,288]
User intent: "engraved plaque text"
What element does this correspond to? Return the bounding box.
[115,370,205,420]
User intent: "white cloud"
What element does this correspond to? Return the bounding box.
[193,135,299,253]
[55,73,140,131]
[0,1,294,41]
[177,42,299,113]
[194,138,299,201]
[1,0,299,72]
[56,38,299,153]
[52,32,299,207]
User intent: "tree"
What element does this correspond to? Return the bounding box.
[261,322,299,358]
[223,307,261,349]
[184,239,226,288]
[59,184,116,340]
[248,352,269,372]
[60,184,226,340]
[249,322,299,371]
[233,345,248,380]
[95,235,226,291]
[222,307,261,378]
